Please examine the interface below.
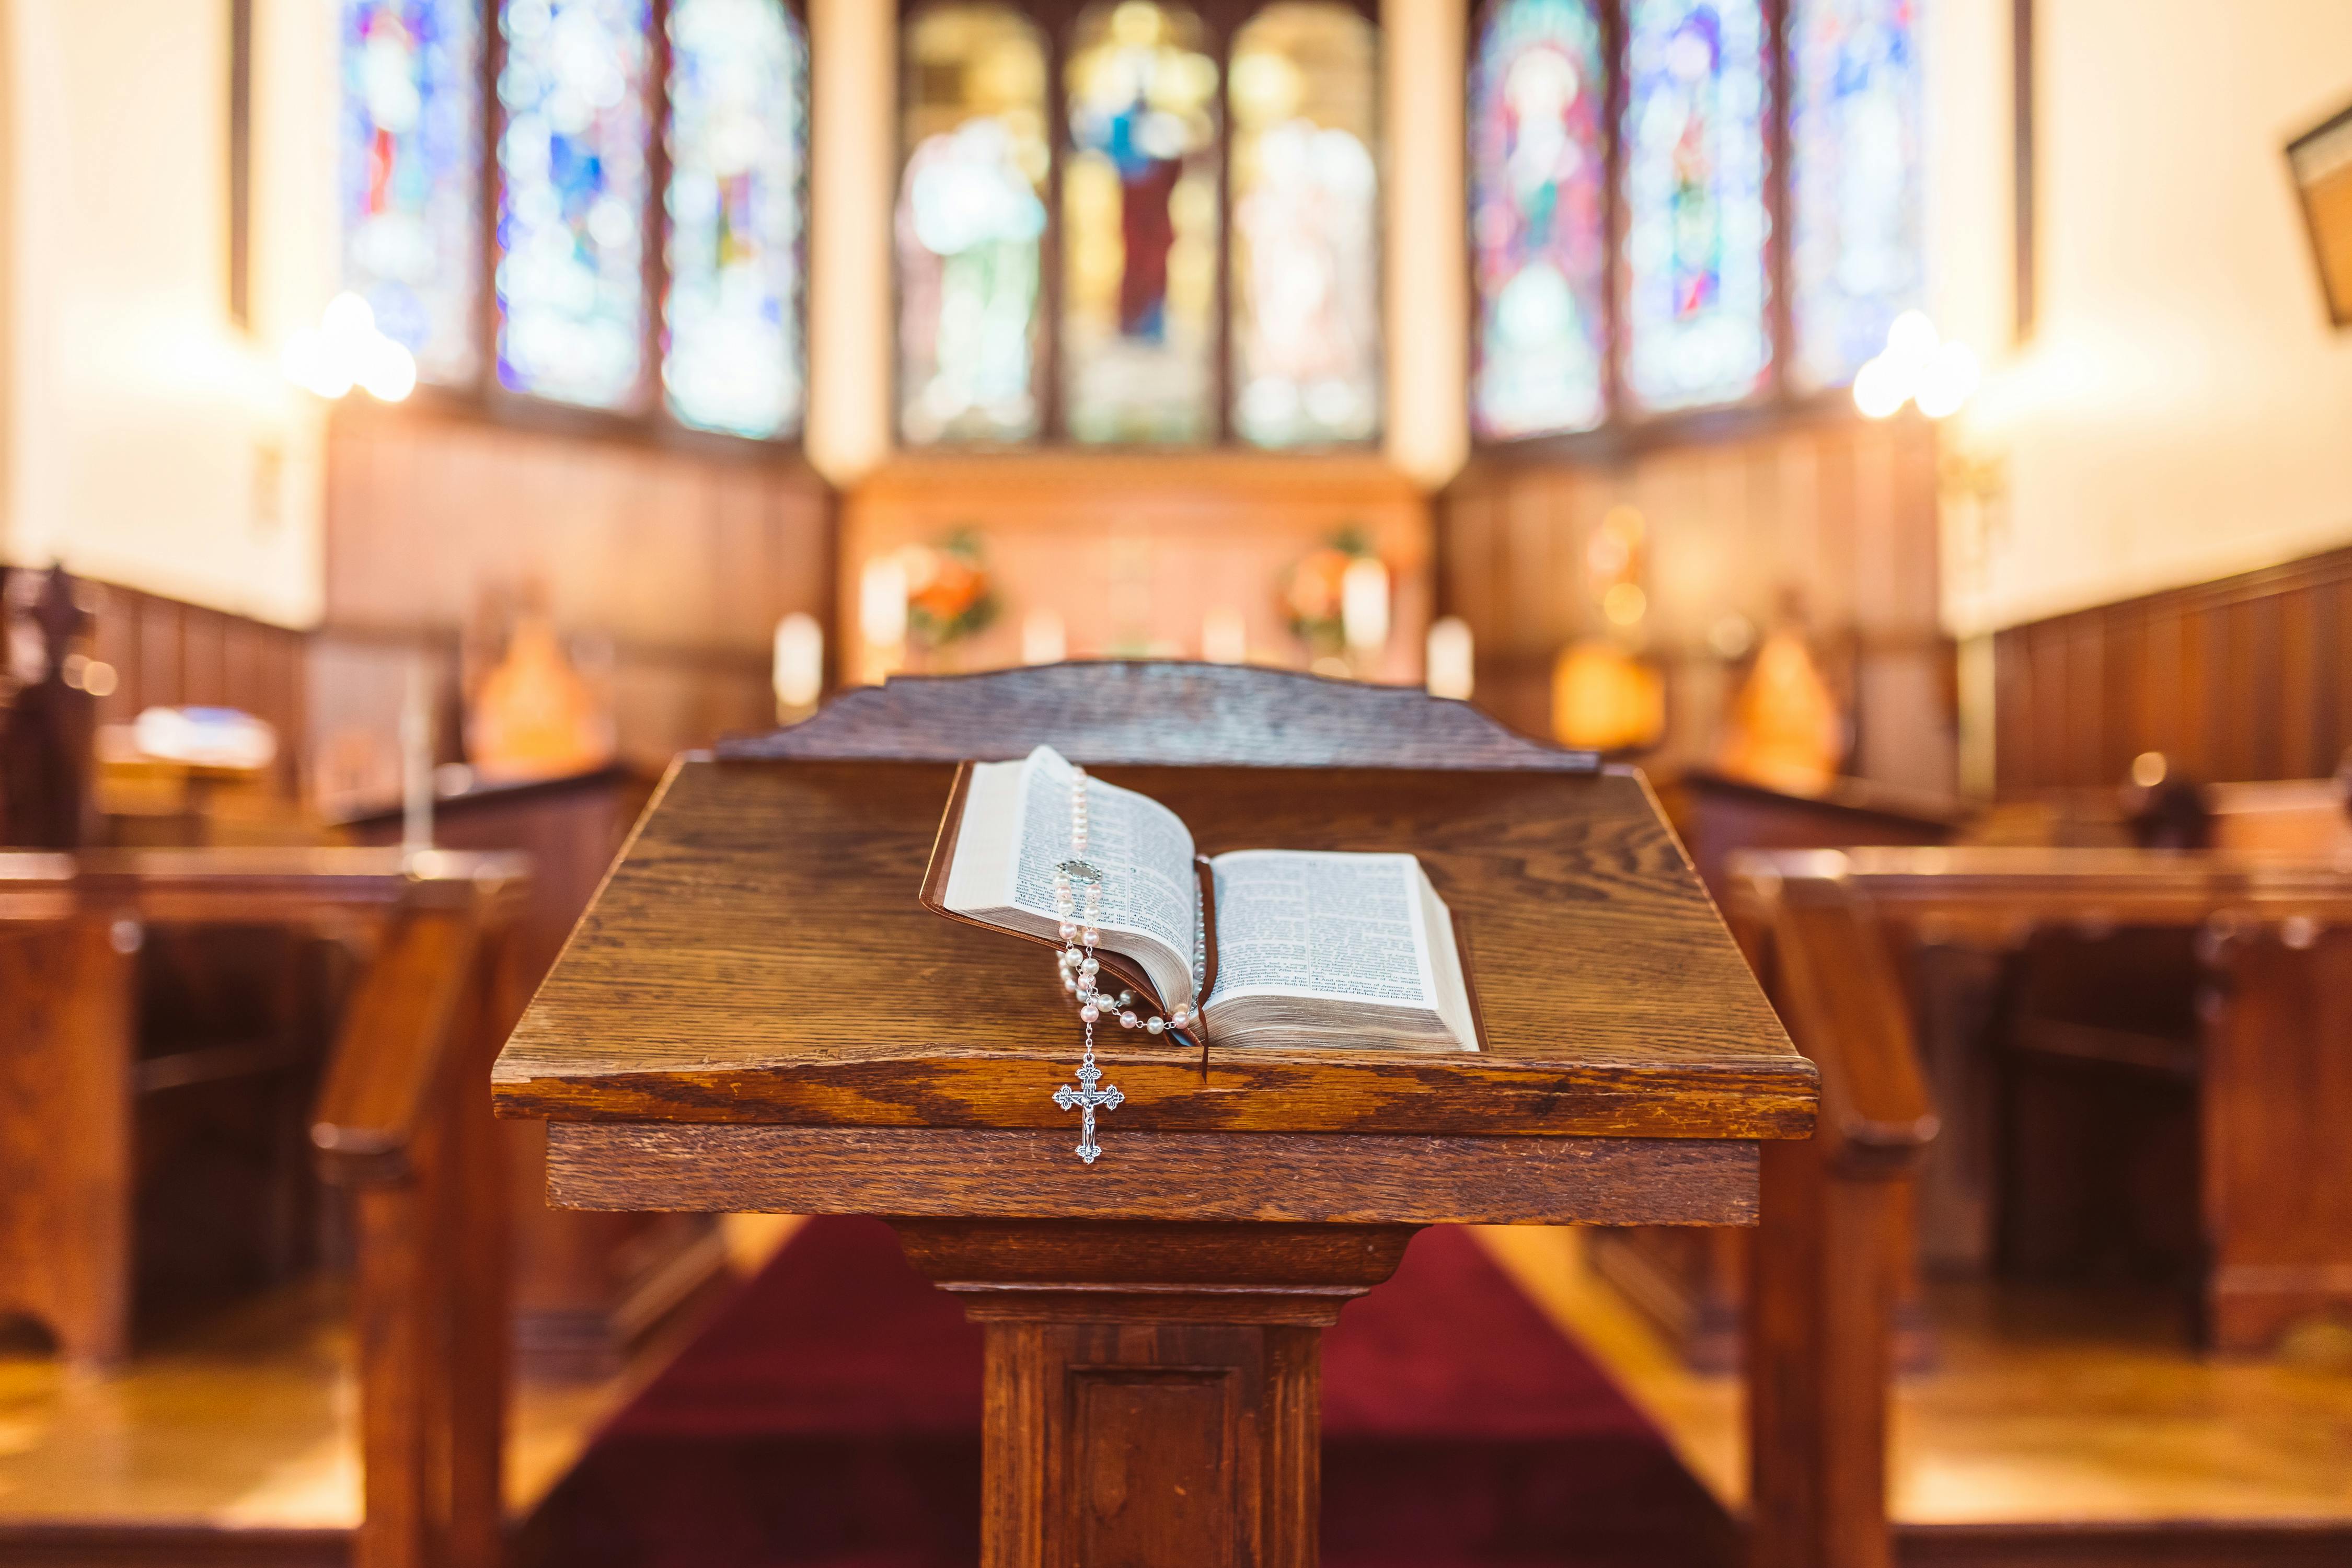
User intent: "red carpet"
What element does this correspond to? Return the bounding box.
[535,1218,1730,1567]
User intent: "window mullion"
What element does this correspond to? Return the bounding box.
[645,0,675,426]
[481,0,508,397]
[1603,0,1627,432]
[1765,0,1792,405]
[1212,19,1232,447]
[1043,12,1068,444]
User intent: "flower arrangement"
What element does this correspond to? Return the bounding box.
[901,528,998,650]
[1280,526,1377,662]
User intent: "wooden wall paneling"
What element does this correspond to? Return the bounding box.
[1992,622,2033,796]
[2245,591,2286,782]
[2333,573,2352,761]
[2142,602,2185,775]
[2097,604,2142,788]
[1437,416,1950,787]
[1892,420,1943,633]
[1851,424,1901,649]
[2308,579,2344,777]
[2275,584,2317,778]
[76,582,309,801]
[2064,617,2105,791]
[2184,600,2225,782]
[315,406,834,787]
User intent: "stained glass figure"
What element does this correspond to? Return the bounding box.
[898,4,1051,445]
[663,0,808,439]
[1620,0,1771,412]
[1789,0,1923,392]
[495,0,652,409]
[1062,2,1221,445]
[1228,3,1379,448]
[341,0,482,385]
[1469,0,1609,440]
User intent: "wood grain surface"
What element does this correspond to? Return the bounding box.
[492,757,1813,1140]
[541,1123,1759,1226]
[716,661,1601,771]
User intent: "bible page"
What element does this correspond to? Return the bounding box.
[1206,850,1437,1009]
[1006,746,1200,996]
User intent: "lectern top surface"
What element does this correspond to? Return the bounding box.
[492,757,1814,1142]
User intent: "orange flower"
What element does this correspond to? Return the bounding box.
[913,556,982,623]
[1286,548,1352,623]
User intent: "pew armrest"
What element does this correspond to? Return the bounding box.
[1760,889,1939,1176]
[310,905,481,1186]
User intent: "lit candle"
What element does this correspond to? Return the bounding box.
[1341,556,1390,655]
[1425,616,1474,700]
[1201,606,1248,665]
[773,612,824,717]
[857,556,909,680]
[1021,608,1067,665]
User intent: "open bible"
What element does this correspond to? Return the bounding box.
[925,745,1481,1052]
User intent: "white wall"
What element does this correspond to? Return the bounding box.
[804,0,895,485]
[1936,0,2352,636]
[0,0,333,628]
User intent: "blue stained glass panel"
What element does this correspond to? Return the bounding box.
[1789,0,1924,391]
[1621,0,1772,412]
[1469,0,1609,440]
[495,0,652,409]
[664,0,808,439]
[341,0,482,384]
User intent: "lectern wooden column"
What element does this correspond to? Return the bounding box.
[492,664,1817,1567]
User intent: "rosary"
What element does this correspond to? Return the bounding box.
[1050,765,1196,1163]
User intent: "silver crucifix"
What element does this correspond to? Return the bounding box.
[1053,1056,1123,1164]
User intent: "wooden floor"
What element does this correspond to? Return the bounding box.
[0,1282,646,1545]
[0,1219,810,1558]
[1479,1226,2352,1550]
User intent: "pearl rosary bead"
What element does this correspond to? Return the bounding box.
[1052,763,1201,1076]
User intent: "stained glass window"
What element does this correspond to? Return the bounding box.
[1620,0,1771,412]
[341,0,483,385]
[1468,0,1609,440]
[1228,4,1379,448]
[1062,2,1221,445]
[495,0,652,410]
[1788,0,1923,393]
[662,0,808,439]
[898,4,1051,445]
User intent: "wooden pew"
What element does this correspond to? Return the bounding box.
[335,767,724,1378]
[1724,862,1939,1568]
[314,875,527,1568]
[1727,845,2352,1565]
[0,849,523,1568]
[1593,769,1961,1370]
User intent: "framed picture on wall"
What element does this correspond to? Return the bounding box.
[2288,100,2352,328]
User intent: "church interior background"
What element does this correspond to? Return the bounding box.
[4,0,2352,1563]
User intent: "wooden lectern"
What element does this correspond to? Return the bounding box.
[492,664,1816,1567]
